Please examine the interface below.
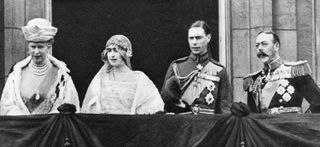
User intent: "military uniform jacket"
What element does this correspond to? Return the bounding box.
[161,53,232,114]
[243,58,320,113]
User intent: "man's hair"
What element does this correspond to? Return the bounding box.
[189,20,211,35]
[257,30,280,46]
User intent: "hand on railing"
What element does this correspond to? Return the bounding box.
[57,103,76,114]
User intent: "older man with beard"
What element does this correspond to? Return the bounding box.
[243,31,320,114]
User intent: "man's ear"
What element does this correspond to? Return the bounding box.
[274,42,280,51]
[207,34,211,42]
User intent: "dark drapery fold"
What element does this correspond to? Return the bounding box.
[197,115,318,147]
[1,104,320,147]
[0,115,65,147]
[73,114,220,146]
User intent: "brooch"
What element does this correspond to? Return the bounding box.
[35,90,40,100]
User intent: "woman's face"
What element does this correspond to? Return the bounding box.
[106,45,126,68]
[28,42,50,65]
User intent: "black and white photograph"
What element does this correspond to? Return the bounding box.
[1,0,320,146]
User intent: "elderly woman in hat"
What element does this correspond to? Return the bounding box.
[0,18,80,115]
[81,35,164,114]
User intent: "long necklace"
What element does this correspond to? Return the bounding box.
[30,60,50,76]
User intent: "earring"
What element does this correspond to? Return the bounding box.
[126,50,132,57]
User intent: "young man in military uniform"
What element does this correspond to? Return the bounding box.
[243,31,320,114]
[161,20,232,114]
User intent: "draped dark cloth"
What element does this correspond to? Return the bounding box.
[1,103,320,147]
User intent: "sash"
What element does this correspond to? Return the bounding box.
[173,63,221,105]
[24,67,58,114]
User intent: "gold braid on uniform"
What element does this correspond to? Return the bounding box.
[284,60,312,77]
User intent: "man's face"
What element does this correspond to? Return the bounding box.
[188,27,211,55]
[255,33,279,64]
[28,42,50,65]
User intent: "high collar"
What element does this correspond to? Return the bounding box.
[263,57,282,73]
[189,52,209,64]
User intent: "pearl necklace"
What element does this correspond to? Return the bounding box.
[30,60,50,76]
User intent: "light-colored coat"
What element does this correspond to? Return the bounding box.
[0,55,80,115]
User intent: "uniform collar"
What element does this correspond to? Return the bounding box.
[263,57,282,73]
[189,52,209,64]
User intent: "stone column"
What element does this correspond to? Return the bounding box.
[0,0,4,93]
[231,0,320,103]
[273,0,319,84]
[316,0,320,85]
[4,0,48,78]
[230,0,273,103]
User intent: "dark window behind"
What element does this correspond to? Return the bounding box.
[53,0,219,104]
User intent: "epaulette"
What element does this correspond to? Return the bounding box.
[242,70,262,91]
[284,60,312,77]
[172,56,189,64]
[242,70,262,79]
[208,58,224,68]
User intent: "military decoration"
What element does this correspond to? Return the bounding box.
[276,79,295,102]
[279,79,289,87]
[205,93,214,105]
[205,83,215,105]
[196,64,203,70]
[207,83,216,91]
[276,86,286,95]
[287,85,295,94]
[282,93,291,102]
